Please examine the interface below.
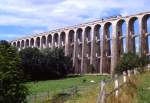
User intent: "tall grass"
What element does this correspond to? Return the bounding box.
[106,77,138,103]
[106,71,150,103]
[26,71,150,103]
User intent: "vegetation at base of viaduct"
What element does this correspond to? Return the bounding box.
[0,40,73,103]
[0,40,28,103]
[19,47,73,81]
[115,52,149,74]
[0,40,149,103]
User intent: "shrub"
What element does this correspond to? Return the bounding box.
[0,40,28,103]
[115,52,149,74]
[137,55,149,73]
[88,64,95,73]
[19,47,73,80]
[138,55,149,67]
[115,52,139,74]
[19,47,43,80]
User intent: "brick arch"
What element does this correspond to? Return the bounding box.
[104,22,113,38]
[93,24,101,73]
[141,14,150,33]
[83,26,92,73]
[68,30,75,43]
[25,39,29,47]
[128,16,139,34]
[21,40,25,48]
[128,16,140,54]
[47,34,52,48]
[30,38,34,47]
[53,33,59,48]
[84,26,92,41]
[103,22,113,74]
[75,28,83,74]
[36,37,40,48]
[60,32,66,48]
[94,24,101,40]
[41,36,46,48]
[116,19,127,56]
[76,28,83,42]
[141,14,150,54]
[13,42,16,46]
[17,41,20,48]
[68,30,75,57]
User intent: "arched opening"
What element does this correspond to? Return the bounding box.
[21,40,25,48]
[84,26,92,73]
[53,33,59,48]
[30,38,34,47]
[75,28,83,73]
[148,17,150,33]
[103,22,112,73]
[94,24,101,73]
[25,39,29,48]
[60,32,66,49]
[68,30,75,58]
[117,19,126,58]
[17,41,20,48]
[129,17,139,54]
[47,34,52,48]
[13,42,16,47]
[36,37,40,48]
[85,26,91,41]
[77,28,82,43]
[142,14,150,55]
[41,36,46,49]
[148,36,150,53]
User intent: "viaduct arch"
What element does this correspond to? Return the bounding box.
[11,11,150,74]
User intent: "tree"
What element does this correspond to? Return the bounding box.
[0,40,28,103]
[19,47,43,80]
[43,48,73,78]
[115,52,149,74]
[19,47,73,80]
[115,52,139,74]
[138,55,149,68]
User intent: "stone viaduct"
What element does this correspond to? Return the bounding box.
[11,11,150,74]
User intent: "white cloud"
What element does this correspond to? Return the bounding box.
[0,33,26,41]
[0,0,150,33]
[0,34,19,37]
[32,29,45,34]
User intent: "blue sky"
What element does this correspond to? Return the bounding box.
[0,0,150,41]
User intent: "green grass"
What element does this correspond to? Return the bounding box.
[136,71,150,103]
[26,71,150,103]
[26,75,109,95]
[105,70,150,103]
[26,75,110,103]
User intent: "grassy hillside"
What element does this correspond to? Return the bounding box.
[106,70,150,103]
[136,71,150,103]
[26,75,109,103]
[26,71,150,103]
[27,75,109,94]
